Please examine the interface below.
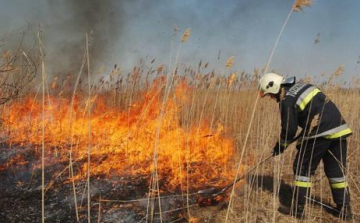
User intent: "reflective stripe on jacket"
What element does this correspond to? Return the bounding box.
[279,82,352,146]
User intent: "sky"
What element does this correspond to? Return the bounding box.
[0,0,359,81]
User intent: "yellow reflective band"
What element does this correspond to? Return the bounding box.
[331,182,348,189]
[299,88,321,110]
[295,181,312,188]
[325,128,352,139]
[280,142,290,147]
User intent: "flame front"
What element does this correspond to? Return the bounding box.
[1,79,237,192]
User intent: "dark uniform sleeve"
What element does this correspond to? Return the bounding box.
[279,99,298,147]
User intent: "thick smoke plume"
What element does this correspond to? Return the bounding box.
[46,0,124,76]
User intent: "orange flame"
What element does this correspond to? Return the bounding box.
[1,78,237,192]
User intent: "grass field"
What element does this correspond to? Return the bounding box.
[0,50,359,222]
[1,0,359,222]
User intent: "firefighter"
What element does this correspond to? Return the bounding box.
[259,73,353,220]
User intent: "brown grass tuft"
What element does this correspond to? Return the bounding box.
[227,72,238,88]
[225,56,235,69]
[181,28,191,42]
[157,64,164,74]
[333,65,344,78]
[293,0,313,12]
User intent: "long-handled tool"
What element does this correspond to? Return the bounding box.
[197,154,273,197]
[305,196,358,220]
[198,135,302,198]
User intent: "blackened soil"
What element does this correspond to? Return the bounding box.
[0,146,193,223]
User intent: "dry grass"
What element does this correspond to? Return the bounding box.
[0,1,359,220]
[0,24,359,221]
[181,28,191,43]
[167,68,358,223]
[293,0,313,12]
[225,56,235,69]
[185,69,360,222]
[2,53,359,222]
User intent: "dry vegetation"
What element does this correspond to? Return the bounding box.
[0,42,359,222]
[1,1,360,222]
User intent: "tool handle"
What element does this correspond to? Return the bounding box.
[220,134,302,194]
[221,154,272,193]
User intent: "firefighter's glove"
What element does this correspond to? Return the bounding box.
[272,142,286,157]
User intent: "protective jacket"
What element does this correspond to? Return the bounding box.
[279,82,352,147]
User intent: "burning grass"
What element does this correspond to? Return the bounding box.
[1,7,360,220]
[1,55,359,222]
[1,77,239,192]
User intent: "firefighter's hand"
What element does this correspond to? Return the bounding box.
[272,142,286,157]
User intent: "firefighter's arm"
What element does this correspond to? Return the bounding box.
[272,101,298,156]
[279,101,298,147]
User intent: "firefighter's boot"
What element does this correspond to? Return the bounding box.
[335,204,353,221]
[278,186,308,219]
[331,187,352,220]
[278,204,305,219]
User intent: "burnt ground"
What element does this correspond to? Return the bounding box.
[0,146,198,223]
[1,146,359,223]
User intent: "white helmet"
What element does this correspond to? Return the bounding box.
[259,73,284,97]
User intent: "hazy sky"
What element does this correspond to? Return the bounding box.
[0,0,359,81]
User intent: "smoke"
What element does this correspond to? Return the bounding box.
[44,0,124,75]
[0,0,286,77]
[1,0,357,81]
